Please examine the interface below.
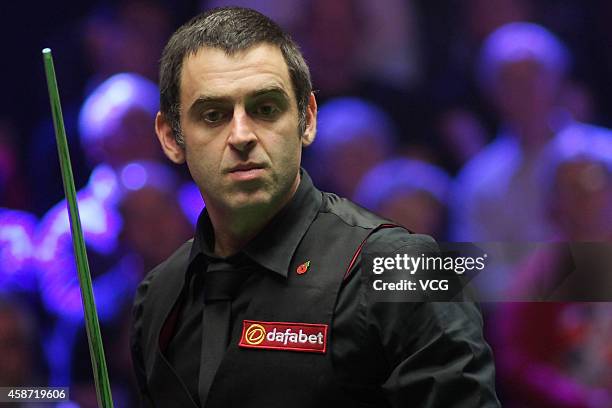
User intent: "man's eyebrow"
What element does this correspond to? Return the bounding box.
[188,95,232,113]
[187,86,291,115]
[248,86,290,100]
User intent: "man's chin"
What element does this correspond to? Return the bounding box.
[226,190,273,212]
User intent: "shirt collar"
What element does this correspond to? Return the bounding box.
[188,169,322,278]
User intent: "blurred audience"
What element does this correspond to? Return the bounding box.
[304,97,397,199]
[354,158,451,238]
[544,125,612,242]
[1,2,611,406]
[35,72,162,321]
[493,302,612,408]
[117,161,194,274]
[27,1,174,215]
[451,22,572,242]
[492,126,612,407]
[32,73,178,389]
[67,161,193,408]
[81,1,172,85]
[436,107,489,172]
[0,297,45,388]
[78,73,163,168]
[0,209,38,294]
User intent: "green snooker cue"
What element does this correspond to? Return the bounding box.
[42,48,114,408]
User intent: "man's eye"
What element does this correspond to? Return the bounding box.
[202,110,226,124]
[255,103,280,117]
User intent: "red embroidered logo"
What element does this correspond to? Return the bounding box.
[239,320,327,353]
[296,260,310,275]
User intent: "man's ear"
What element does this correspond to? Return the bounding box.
[155,112,186,164]
[301,93,317,147]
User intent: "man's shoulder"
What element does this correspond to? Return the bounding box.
[318,191,438,253]
[140,239,194,287]
[455,135,519,193]
[319,191,391,229]
[365,228,438,255]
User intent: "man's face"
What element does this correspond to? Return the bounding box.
[552,160,612,239]
[159,44,315,214]
[494,59,559,125]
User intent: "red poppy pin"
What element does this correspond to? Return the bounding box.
[296,260,311,275]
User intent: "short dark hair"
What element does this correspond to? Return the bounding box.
[159,7,312,145]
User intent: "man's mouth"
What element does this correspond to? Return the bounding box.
[227,163,266,181]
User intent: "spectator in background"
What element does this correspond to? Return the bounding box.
[0,297,44,388]
[35,72,162,324]
[304,97,397,199]
[436,106,489,173]
[70,161,193,408]
[117,161,194,274]
[493,128,612,408]
[34,72,201,391]
[352,0,422,93]
[301,0,423,98]
[78,73,163,168]
[300,0,429,142]
[33,73,196,388]
[451,22,572,243]
[494,301,612,408]
[0,209,38,294]
[418,0,532,122]
[81,1,172,86]
[544,125,612,242]
[506,125,612,300]
[558,80,597,125]
[354,158,451,238]
[115,161,193,405]
[28,1,174,215]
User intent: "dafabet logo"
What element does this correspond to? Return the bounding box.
[244,323,266,345]
[239,320,328,353]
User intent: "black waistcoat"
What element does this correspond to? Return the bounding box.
[139,194,396,407]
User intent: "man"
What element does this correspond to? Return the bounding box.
[131,7,499,407]
[448,23,573,298]
[0,297,39,394]
[35,73,167,386]
[354,158,451,238]
[451,22,571,244]
[305,97,397,200]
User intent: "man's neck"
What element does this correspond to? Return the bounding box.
[208,173,301,258]
[511,119,554,152]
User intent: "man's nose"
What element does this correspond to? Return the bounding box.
[227,107,257,153]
